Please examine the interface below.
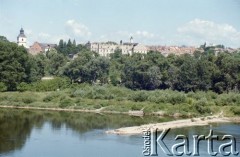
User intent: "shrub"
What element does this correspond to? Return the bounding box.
[215,93,236,106]
[186,92,195,98]
[195,98,208,106]
[168,93,186,105]
[17,82,30,92]
[30,77,71,92]
[0,82,7,92]
[215,98,227,106]
[59,98,74,108]
[148,92,167,103]
[231,107,240,115]
[93,104,102,109]
[85,86,108,99]
[195,105,211,114]
[206,91,218,100]
[188,91,206,100]
[71,89,86,98]
[22,97,36,104]
[194,98,211,114]
[104,94,115,100]
[131,104,142,110]
[130,91,149,102]
[186,98,194,105]
[43,93,60,102]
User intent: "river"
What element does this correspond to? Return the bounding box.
[0,109,239,157]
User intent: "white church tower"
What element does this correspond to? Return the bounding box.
[17,28,27,48]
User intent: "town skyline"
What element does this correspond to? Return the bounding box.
[1,0,240,48]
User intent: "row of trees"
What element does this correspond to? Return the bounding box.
[57,39,88,56]
[63,51,110,84]
[59,45,240,94]
[62,46,240,94]
[1,35,240,93]
[118,51,240,93]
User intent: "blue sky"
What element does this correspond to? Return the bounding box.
[0,0,240,48]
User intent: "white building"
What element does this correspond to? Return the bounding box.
[88,42,117,56]
[17,28,28,48]
[86,37,148,56]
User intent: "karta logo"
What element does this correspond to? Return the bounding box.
[142,128,239,156]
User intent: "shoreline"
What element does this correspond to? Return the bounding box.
[1,105,239,136]
[106,116,240,135]
[0,105,129,115]
[0,105,165,117]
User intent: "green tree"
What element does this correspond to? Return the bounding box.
[86,57,110,83]
[63,50,102,83]
[0,36,9,42]
[73,39,76,47]
[0,40,34,90]
[145,66,162,89]
[47,49,67,76]
[176,55,198,92]
[0,82,7,92]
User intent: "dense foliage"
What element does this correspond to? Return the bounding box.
[0,40,42,90]
[56,39,88,56]
[108,49,240,94]
[0,36,240,94]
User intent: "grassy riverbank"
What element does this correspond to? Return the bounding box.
[0,84,240,117]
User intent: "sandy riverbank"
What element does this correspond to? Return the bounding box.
[106,116,239,135]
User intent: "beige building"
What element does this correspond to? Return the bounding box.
[86,37,148,56]
[88,42,117,56]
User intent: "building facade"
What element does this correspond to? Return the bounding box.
[28,42,57,55]
[86,37,148,56]
[148,45,197,56]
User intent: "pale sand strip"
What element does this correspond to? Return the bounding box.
[106,116,238,135]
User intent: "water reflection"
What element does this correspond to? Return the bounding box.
[0,108,172,155]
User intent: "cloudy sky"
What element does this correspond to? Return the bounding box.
[0,0,240,48]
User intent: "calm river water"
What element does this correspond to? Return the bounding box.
[0,109,239,157]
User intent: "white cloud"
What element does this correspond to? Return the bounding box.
[0,14,13,25]
[115,30,155,39]
[38,32,51,38]
[25,29,33,36]
[135,31,155,38]
[50,34,70,43]
[115,31,132,38]
[177,19,240,48]
[26,32,70,44]
[97,30,157,44]
[65,19,91,38]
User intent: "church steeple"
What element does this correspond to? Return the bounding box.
[20,28,24,35]
[17,27,27,48]
[130,36,133,44]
